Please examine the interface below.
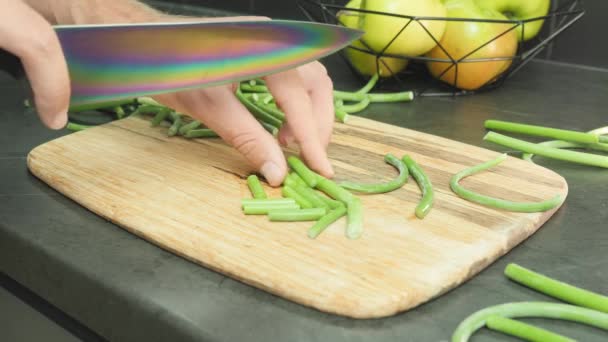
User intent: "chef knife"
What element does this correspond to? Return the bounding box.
[0,19,361,108]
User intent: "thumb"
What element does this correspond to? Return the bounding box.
[0,1,70,129]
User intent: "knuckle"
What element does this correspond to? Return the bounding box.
[26,28,60,58]
[228,129,262,158]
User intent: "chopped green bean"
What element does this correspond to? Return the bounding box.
[136,97,162,106]
[240,83,269,93]
[485,315,575,342]
[316,177,354,205]
[66,122,91,132]
[600,135,608,143]
[293,184,329,209]
[243,203,300,215]
[484,131,608,168]
[284,172,306,188]
[485,120,601,145]
[178,120,202,136]
[114,106,126,119]
[260,121,279,136]
[241,198,297,207]
[451,302,608,342]
[262,95,274,104]
[308,205,347,239]
[184,129,218,138]
[340,97,371,114]
[150,108,170,126]
[268,208,327,221]
[282,185,313,209]
[340,153,409,194]
[235,88,283,128]
[505,263,608,313]
[131,104,163,117]
[258,103,286,122]
[319,195,345,209]
[450,154,563,212]
[402,155,434,219]
[167,112,182,136]
[335,108,349,123]
[247,175,267,199]
[287,156,319,187]
[346,198,363,239]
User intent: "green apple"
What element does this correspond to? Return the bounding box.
[426,0,518,90]
[352,0,447,57]
[474,0,551,41]
[337,1,408,77]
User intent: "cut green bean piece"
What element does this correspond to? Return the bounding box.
[485,120,601,145]
[335,108,349,123]
[484,131,608,168]
[340,153,409,194]
[184,129,218,138]
[282,185,313,209]
[130,104,162,117]
[178,120,201,136]
[450,154,563,212]
[287,156,319,187]
[241,198,296,207]
[346,198,363,239]
[485,315,575,342]
[600,135,608,143]
[284,172,306,188]
[308,205,347,239]
[258,103,285,122]
[505,263,608,313]
[260,121,279,136]
[451,302,608,342]
[243,203,300,215]
[319,195,345,209]
[246,175,267,199]
[235,88,283,128]
[240,83,269,93]
[294,184,328,209]
[268,208,327,221]
[66,122,92,132]
[150,108,170,126]
[114,106,126,119]
[402,155,434,219]
[167,112,182,136]
[316,177,354,204]
[357,73,379,94]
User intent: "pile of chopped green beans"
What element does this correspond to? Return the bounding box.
[452,263,608,341]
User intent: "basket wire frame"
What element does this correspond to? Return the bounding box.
[297,0,585,97]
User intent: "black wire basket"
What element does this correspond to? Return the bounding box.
[297,0,585,96]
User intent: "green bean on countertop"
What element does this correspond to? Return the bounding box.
[340,153,409,194]
[484,131,608,168]
[268,208,327,221]
[308,205,347,239]
[485,119,603,145]
[449,154,563,212]
[246,175,267,199]
[402,155,434,219]
[485,315,575,342]
[505,263,608,313]
[522,126,608,162]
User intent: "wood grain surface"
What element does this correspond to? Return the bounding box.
[26,115,568,319]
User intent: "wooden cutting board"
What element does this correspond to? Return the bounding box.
[27,115,568,319]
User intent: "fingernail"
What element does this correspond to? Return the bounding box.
[50,111,68,130]
[260,161,283,186]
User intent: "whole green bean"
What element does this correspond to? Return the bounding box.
[241,198,296,207]
[522,126,608,162]
[450,154,563,212]
[247,175,267,199]
[184,129,218,138]
[485,315,575,342]
[308,205,347,239]
[257,102,285,122]
[282,185,313,209]
[484,131,608,168]
[178,120,201,136]
[268,208,327,221]
[340,153,409,194]
[243,203,300,215]
[368,91,414,103]
[402,155,434,219]
[451,302,608,342]
[505,263,608,313]
[167,112,182,136]
[346,198,363,239]
[287,156,319,187]
[485,120,601,145]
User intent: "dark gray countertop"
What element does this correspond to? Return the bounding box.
[1,25,608,342]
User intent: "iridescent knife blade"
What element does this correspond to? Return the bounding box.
[0,19,362,108]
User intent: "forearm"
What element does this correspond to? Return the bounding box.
[24,0,169,25]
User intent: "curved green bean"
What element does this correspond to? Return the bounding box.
[308,205,347,239]
[402,155,434,219]
[346,198,363,239]
[184,129,218,138]
[485,315,575,342]
[451,302,608,342]
[268,208,327,221]
[178,120,201,136]
[340,153,408,194]
[484,132,608,168]
[246,175,267,199]
[450,154,563,212]
[339,97,371,114]
[287,156,319,187]
[505,263,608,313]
